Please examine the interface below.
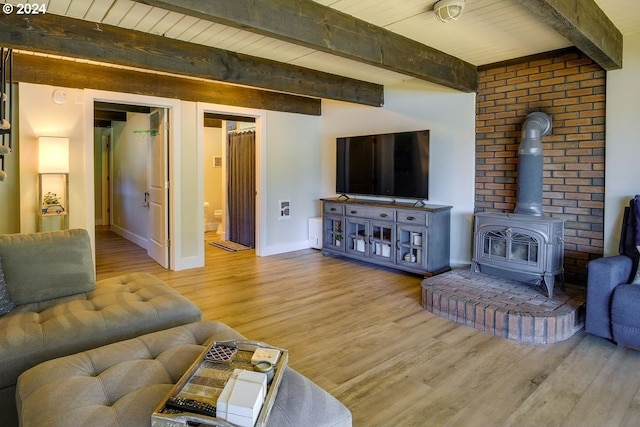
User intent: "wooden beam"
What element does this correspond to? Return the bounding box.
[94,110,127,122]
[205,113,256,124]
[0,13,382,107]
[133,0,478,92]
[203,117,222,128]
[95,102,151,114]
[94,120,113,128]
[11,53,322,115]
[515,0,622,70]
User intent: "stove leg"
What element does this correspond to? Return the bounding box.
[470,261,480,274]
[543,272,554,299]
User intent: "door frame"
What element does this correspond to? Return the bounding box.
[84,90,181,269]
[100,128,112,226]
[196,102,266,259]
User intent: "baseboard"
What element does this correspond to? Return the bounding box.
[110,224,148,250]
[260,240,313,256]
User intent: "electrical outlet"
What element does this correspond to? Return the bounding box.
[279,200,290,219]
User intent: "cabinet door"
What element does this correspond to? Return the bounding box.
[370,220,395,264]
[345,217,369,257]
[397,224,427,270]
[323,215,345,252]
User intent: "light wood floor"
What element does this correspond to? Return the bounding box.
[95,229,640,427]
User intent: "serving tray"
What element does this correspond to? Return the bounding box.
[152,340,288,427]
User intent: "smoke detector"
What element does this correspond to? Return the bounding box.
[434,0,465,23]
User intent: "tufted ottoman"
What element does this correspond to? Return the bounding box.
[16,321,352,427]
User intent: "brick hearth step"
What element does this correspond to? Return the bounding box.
[421,268,586,344]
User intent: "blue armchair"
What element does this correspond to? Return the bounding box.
[586,196,640,348]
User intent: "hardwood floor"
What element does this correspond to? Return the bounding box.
[95,229,640,427]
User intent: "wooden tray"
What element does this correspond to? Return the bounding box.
[152,340,288,427]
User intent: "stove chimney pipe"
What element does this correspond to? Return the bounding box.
[514,112,552,216]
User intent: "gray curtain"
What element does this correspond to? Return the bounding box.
[227,130,255,248]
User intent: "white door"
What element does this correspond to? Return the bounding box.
[147,108,169,268]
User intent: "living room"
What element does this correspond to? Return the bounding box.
[0,2,638,271]
[1,1,640,425]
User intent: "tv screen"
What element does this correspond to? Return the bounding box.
[336,130,429,199]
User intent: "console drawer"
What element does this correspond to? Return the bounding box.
[345,205,395,220]
[397,211,427,225]
[323,202,344,215]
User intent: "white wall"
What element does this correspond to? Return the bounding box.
[110,113,150,245]
[203,126,223,230]
[18,83,86,233]
[177,100,198,265]
[604,31,640,255]
[263,110,322,254]
[321,80,477,266]
[0,83,19,233]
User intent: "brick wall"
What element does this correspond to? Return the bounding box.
[475,48,606,284]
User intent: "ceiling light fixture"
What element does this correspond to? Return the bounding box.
[434,0,465,23]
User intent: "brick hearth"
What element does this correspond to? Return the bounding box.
[421,268,586,344]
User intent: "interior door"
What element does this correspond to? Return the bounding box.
[147,108,169,268]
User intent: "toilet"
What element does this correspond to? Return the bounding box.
[213,209,223,234]
[204,203,222,232]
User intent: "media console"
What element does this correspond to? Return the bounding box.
[321,198,451,276]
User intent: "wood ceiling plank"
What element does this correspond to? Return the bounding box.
[66,0,94,19]
[118,3,154,29]
[12,52,322,115]
[164,15,200,39]
[147,10,183,36]
[176,19,214,43]
[83,0,117,22]
[0,13,383,106]
[47,0,73,15]
[130,0,478,92]
[516,0,622,70]
[134,7,171,33]
[102,0,134,26]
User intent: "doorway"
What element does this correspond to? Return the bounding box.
[198,102,266,261]
[203,115,257,249]
[93,102,169,269]
[227,124,256,248]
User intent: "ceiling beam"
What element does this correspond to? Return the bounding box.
[205,113,256,124]
[132,0,478,92]
[94,110,128,122]
[12,53,322,115]
[515,0,622,70]
[95,102,152,114]
[0,13,382,107]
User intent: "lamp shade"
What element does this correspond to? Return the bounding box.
[38,137,69,173]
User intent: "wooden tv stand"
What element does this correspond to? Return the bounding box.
[320,198,451,276]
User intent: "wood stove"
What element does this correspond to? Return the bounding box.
[471,212,565,298]
[471,112,565,299]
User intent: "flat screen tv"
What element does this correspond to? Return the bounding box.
[336,130,430,200]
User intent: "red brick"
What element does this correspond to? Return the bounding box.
[475,51,604,284]
[508,314,521,341]
[540,76,566,86]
